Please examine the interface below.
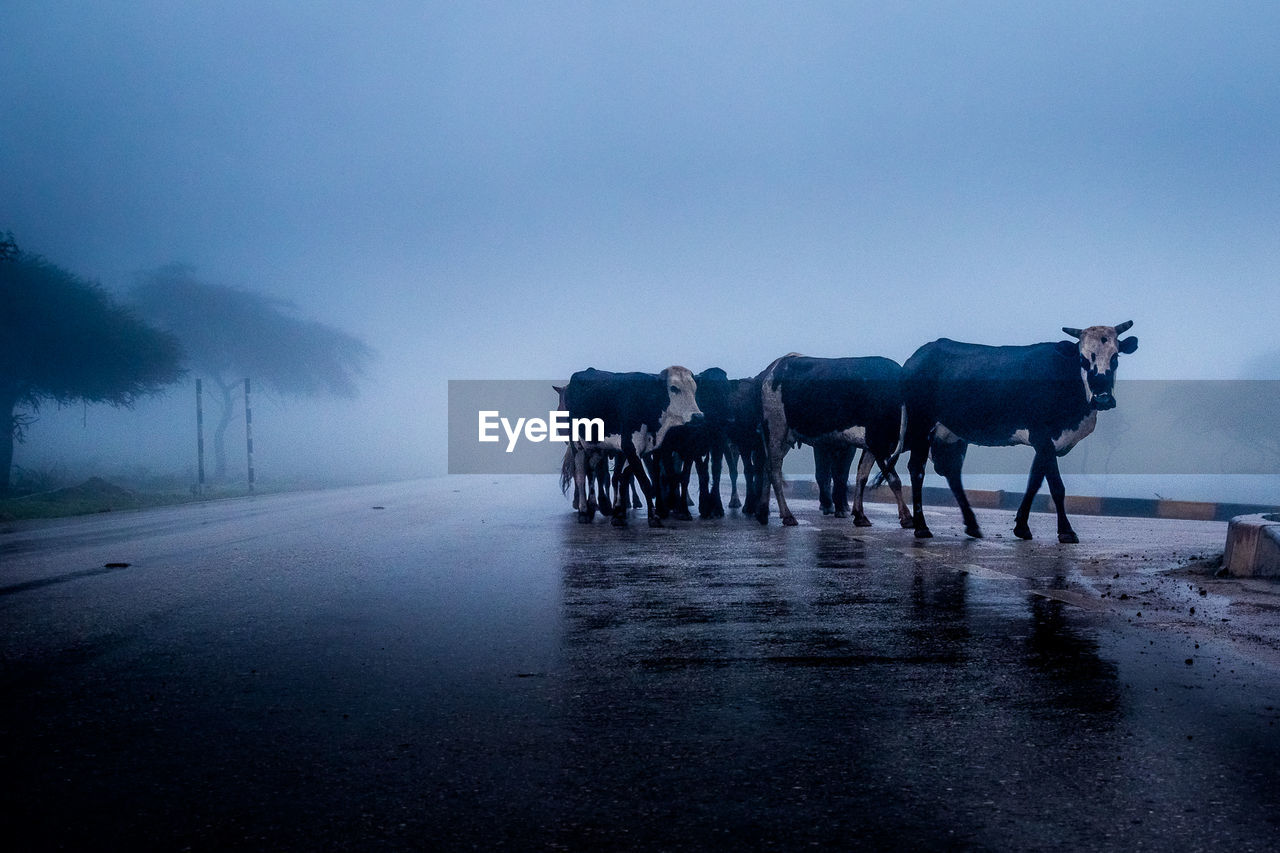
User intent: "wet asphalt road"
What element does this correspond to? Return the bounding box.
[2,477,1279,851]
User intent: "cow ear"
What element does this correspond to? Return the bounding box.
[1119,336,1138,354]
[1062,327,1083,339]
[552,385,564,394]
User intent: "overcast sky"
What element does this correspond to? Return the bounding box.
[4,2,1279,481]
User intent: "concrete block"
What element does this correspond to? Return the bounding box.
[1224,513,1280,578]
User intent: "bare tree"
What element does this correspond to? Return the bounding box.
[130,265,374,480]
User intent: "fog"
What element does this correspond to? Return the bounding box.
[4,3,1279,496]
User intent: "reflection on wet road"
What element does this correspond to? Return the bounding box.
[555,510,1277,849]
[1,478,1277,850]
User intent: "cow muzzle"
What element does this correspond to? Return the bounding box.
[688,411,705,423]
[1092,392,1116,410]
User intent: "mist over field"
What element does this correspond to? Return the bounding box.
[4,2,1278,501]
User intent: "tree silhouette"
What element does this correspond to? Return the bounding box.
[130,266,374,480]
[0,248,184,494]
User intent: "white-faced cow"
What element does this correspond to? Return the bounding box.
[902,322,1139,542]
[564,366,703,527]
[654,367,735,520]
[756,354,913,527]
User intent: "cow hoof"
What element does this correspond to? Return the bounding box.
[964,525,984,539]
[832,509,846,518]
[577,512,593,524]
[1058,531,1079,544]
[672,510,693,522]
[914,527,933,539]
[1014,525,1033,540]
[821,506,834,516]
[728,497,741,509]
[649,517,664,528]
[610,515,627,527]
[782,515,799,527]
[899,516,914,529]
[854,516,872,527]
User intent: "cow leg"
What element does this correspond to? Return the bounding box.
[594,454,613,516]
[673,455,694,521]
[610,459,629,526]
[695,453,712,518]
[815,445,835,515]
[833,444,855,520]
[933,439,980,538]
[1013,453,1047,540]
[742,445,761,516]
[874,455,914,528]
[1042,452,1078,544]
[574,446,593,523]
[726,445,741,509]
[708,444,725,517]
[585,458,598,514]
[906,441,931,538]
[758,419,796,526]
[626,443,662,528]
[851,447,876,527]
[650,454,671,520]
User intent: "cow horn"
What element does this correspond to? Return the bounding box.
[1115,320,1133,333]
[1062,327,1083,339]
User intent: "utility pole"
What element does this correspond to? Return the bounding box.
[195,379,205,494]
[244,377,255,493]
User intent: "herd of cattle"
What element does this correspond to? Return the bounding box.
[556,322,1139,543]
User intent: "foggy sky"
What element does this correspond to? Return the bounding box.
[4,2,1279,483]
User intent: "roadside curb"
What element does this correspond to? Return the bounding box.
[1224,513,1280,577]
[783,479,1277,523]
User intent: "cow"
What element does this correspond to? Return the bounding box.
[653,367,733,520]
[722,377,765,515]
[563,366,703,527]
[555,385,613,516]
[901,322,1139,542]
[755,354,913,528]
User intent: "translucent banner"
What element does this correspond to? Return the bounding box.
[448,379,1280,476]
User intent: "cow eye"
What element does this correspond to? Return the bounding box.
[670,386,681,394]
[1101,337,1108,344]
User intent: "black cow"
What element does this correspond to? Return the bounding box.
[722,377,765,515]
[564,366,703,527]
[902,322,1139,542]
[756,354,913,527]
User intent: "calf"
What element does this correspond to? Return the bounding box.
[564,366,703,527]
[756,354,912,527]
[901,322,1138,542]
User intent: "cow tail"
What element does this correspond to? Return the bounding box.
[559,444,574,495]
[871,405,908,489]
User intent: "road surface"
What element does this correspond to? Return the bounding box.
[3,477,1279,851]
